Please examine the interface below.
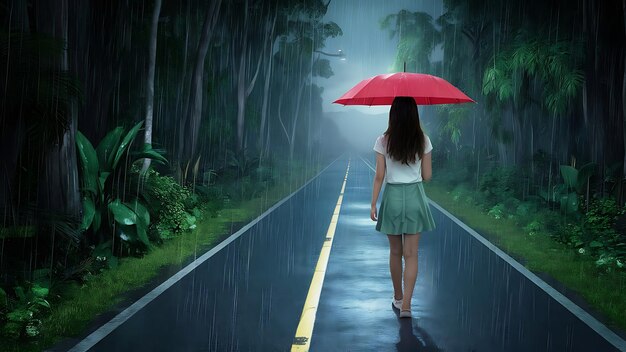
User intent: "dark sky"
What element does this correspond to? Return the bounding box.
[318,0,445,115]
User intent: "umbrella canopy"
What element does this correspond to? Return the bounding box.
[333,72,475,106]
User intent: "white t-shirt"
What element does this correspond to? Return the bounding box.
[373,133,432,184]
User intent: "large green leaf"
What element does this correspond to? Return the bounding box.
[108,199,137,226]
[93,209,102,232]
[133,143,168,165]
[99,171,111,192]
[118,224,149,246]
[96,127,124,171]
[126,199,150,228]
[31,284,49,299]
[559,165,578,190]
[135,221,150,246]
[117,224,137,242]
[110,199,150,246]
[80,196,95,231]
[76,131,99,195]
[112,121,143,170]
[553,184,567,201]
[576,162,597,193]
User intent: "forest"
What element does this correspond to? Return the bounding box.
[385,0,626,340]
[1,0,626,350]
[418,1,626,275]
[0,0,341,349]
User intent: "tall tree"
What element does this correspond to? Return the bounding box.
[258,9,278,159]
[234,0,264,153]
[35,0,80,220]
[141,0,163,174]
[381,10,441,73]
[178,0,223,174]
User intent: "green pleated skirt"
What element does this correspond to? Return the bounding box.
[375,181,436,235]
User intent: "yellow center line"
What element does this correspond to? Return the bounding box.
[291,157,351,351]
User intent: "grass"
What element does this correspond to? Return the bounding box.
[1,155,329,352]
[424,179,626,335]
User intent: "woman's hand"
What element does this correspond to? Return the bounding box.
[370,205,378,221]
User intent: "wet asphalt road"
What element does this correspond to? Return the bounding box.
[310,154,622,352]
[60,152,623,352]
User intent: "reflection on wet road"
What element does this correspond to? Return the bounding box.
[63,152,624,352]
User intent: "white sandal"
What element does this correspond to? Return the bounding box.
[392,298,403,310]
[399,309,412,318]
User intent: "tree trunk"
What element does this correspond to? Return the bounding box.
[259,12,278,157]
[179,0,222,169]
[623,0,626,181]
[289,81,306,161]
[36,0,80,221]
[236,38,248,153]
[236,1,265,153]
[0,0,30,220]
[141,0,162,174]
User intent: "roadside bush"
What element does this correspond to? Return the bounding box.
[582,197,626,271]
[487,203,506,220]
[142,170,196,240]
[451,185,469,203]
[195,185,226,218]
[515,201,536,218]
[478,166,522,206]
[523,219,543,237]
[0,270,51,341]
[76,122,167,253]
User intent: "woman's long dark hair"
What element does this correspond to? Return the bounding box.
[383,96,426,165]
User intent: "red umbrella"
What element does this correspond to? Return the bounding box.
[333,72,475,106]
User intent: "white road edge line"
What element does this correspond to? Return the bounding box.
[358,154,626,351]
[65,152,346,352]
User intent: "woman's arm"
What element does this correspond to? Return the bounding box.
[422,151,432,182]
[371,153,386,220]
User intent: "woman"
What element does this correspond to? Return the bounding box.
[370,96,436,319]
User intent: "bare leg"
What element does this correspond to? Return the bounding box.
[387,234,403,300]
[401,232,420,311]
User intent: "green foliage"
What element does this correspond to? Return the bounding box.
[482,34,584,115]
[436,105,471,148]
[478,166,520,206]
[547,197,626,272]
[194,185,226,218]
[583,198,624,242]
[451,186,467,203]
[595,254,624,273]
[380,10,441,73]
[523,219,543,237]
[440,155,625,273]
[141,169,196,240]
[76,122,167,250]
[0,226,36,239]
[1,280,51,340]
[539,163,597,216]
[560,162,597,194]
[487,203,505,220]
[215,150,277,203]
[90,242,118,272]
